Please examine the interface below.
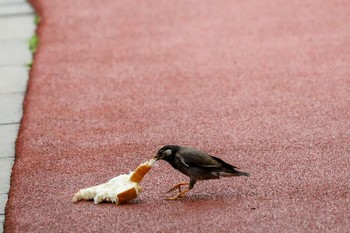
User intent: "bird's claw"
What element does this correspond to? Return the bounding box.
[165,189,190,200]
[167,182,189,193]
[165,195,182,201]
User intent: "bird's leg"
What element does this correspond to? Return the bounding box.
[165,179,196,200]
[167,182,189,193]
[166,189,190,200]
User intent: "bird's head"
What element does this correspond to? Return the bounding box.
[154,145,179,162]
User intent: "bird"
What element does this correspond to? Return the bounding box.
[154,145,250,200]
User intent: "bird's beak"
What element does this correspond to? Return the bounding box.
[154,154,161,161]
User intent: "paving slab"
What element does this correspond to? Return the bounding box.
[0,15,35,39]
[0,2,34,233]
[0,1,33,16]
[0,67,29,93]
[0,124,19,158]
[0,93,24,124]
[0,40,32,66]
[0,216,3,233]
[0,0,26,4]
[0,157,13,194]
[0,195,7,215]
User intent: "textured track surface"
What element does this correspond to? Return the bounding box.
[5,0,350,232]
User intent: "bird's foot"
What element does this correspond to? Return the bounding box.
[165,189,189,200]
[167,182,189,193]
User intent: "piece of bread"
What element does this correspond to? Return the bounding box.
[72,159,156,204]
[117,159,156,203]
[117,187,139,204]
[129,160,154,183]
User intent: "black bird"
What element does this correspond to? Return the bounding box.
[154,145,250,200]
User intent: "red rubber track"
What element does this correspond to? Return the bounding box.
[5,0,350,232]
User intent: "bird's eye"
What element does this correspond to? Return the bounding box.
[164,149,172,156]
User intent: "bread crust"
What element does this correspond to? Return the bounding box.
[117,187,138,204]
[129,162,152,183]
[117,159,155,204]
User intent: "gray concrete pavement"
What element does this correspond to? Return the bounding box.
[0,0,35,232]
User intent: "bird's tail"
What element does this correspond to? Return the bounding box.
[235,170,250,177]
[219,170,250,177]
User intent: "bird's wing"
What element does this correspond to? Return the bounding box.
[176,147,224,168]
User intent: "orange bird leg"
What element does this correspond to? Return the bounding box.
[167,182,189,193]
[166,189,190,200]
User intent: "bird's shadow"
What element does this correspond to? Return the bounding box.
[160,190,252,203]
